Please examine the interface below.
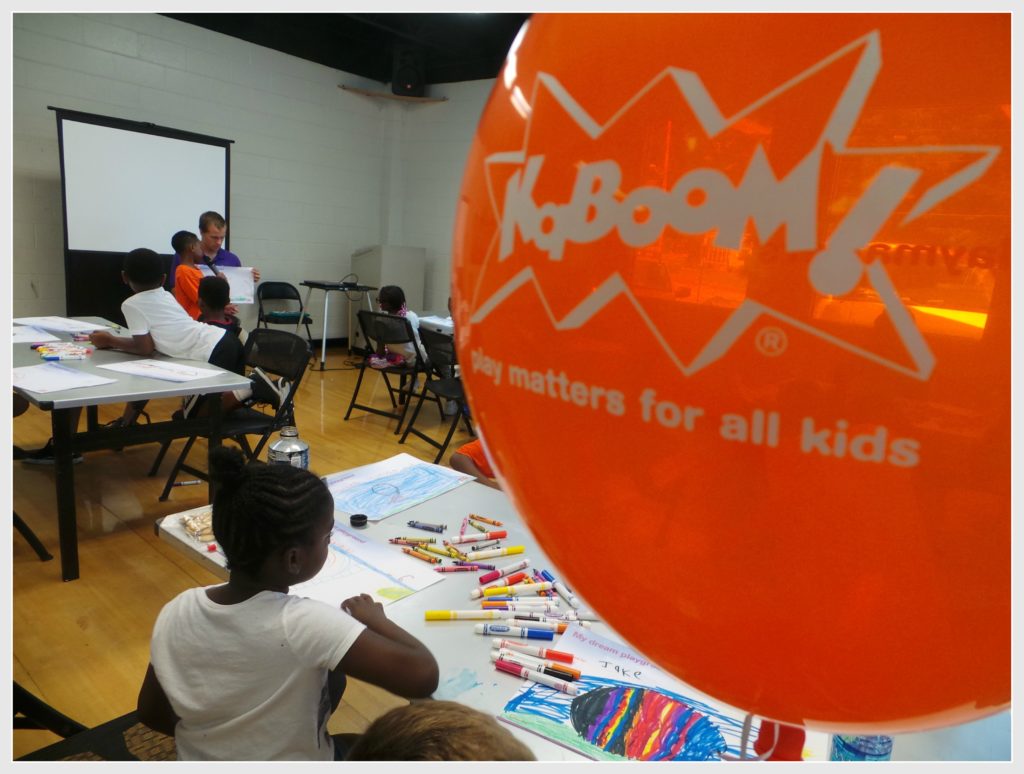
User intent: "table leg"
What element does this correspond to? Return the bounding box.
[51,408,79,581]
[319,290,331,370]
[206,394,223,504]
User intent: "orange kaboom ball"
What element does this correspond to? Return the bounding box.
[452,14,1009,733]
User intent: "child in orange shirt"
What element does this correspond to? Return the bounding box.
[450,438,500,490]
[171,230,207,319]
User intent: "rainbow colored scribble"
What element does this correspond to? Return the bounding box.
[570,685,726,761]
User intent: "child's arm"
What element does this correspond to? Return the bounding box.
[137,663,179,737]
[450,451,502,490]
[336,594,438,698]
[89,330,155,356]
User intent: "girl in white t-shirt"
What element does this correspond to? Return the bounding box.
[137,447,439,760]
[369,285,426,368]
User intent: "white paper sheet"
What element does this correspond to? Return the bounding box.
[13,363,117,393]
[324,453,473,521]
[96,359,223,382]
[13,316,113,333]
[218,266,255,304]
[13,325,60,344]
[162,507,443,606]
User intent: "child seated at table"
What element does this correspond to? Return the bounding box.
[450,438,501,490]
[136,447,439,760]
[88,248,249,417]
[345,700,534,761]
[369,285,426,369]
[197,275,243,342]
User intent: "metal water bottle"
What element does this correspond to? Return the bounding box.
[829,735,893,761]
[268,426,309,469]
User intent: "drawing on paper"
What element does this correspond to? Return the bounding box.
[503,677,729,761]
[499,625,763,761]
[329,461,468,519]
[570,684,726,760]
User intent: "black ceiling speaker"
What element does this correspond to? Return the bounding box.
[391,45,426,97]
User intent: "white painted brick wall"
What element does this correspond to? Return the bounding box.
[12,12,497,337]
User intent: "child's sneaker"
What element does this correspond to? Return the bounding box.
[368,355,389,370]
[250,367,282,409]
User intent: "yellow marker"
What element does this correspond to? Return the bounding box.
[424,610,513,621]
[468,545,524,561]
[483,580,554,597]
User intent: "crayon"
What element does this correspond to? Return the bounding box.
[469,513,504,527]
[402,546,440,564]
[407,520,446,533]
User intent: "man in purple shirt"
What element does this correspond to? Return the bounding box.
[169,211,260,315]
[168,211,261,286]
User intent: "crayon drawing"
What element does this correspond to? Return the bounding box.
[324,453,472,520]
[498,625,756,761]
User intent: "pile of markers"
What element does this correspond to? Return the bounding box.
[31,342,92,361]
[404,512,599,696]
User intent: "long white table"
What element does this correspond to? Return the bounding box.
[160,476,837,760]
[14,317,252,580]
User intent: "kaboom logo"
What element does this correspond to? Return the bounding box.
[472,31,1000,380]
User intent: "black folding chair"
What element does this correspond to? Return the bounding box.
[257,281,314,346]
[148,328,312,500]
[343,310,438,435]
[399,328,475,463]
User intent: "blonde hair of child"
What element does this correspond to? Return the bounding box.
[345,700,535,761]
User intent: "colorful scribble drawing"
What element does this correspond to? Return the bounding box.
[332,464,465,519]
[502,676,745,761]
[570,684,726,761]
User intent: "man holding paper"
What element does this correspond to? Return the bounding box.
[170,212,259,316]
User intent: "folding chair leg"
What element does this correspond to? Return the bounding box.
[431,410,464,465]
[398,390,430,445]
[147,439,172,477]
[14,682,88,738]
[14,512,53,562]
[344,366,369,420]
[159,436,199,502]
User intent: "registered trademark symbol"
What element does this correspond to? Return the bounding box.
[755,326,788,357]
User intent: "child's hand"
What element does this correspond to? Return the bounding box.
[89,331,114,348]
[340,593,386,625]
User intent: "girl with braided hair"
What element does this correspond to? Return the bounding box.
[137,447,438,760]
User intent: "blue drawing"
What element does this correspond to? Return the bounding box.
[331,464,463,518]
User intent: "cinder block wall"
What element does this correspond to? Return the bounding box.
[12,13,495,332]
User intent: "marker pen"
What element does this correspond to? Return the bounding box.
[548,609,600,622]
[425,610,513,621]
[484,571,528,590]
[478,558,531,585]
[448,530,507,544]
[493,658,577,695]
[43,354,87,361]
[490,651,577,681]
[172,479,203,488]
[469,513,504,527]
[481,602,561,612]
[473,623,554,640]
[509,618,569,633]
[494,649,582,680]
[482,581,553,598]
[491,638,575,664]
[467,546,524,561]
[466,539,501,552]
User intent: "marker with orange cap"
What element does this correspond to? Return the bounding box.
[491,638,575,664]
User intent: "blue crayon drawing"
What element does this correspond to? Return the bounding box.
[330,463,465,519]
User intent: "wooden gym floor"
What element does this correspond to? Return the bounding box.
[11,347,475,758]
